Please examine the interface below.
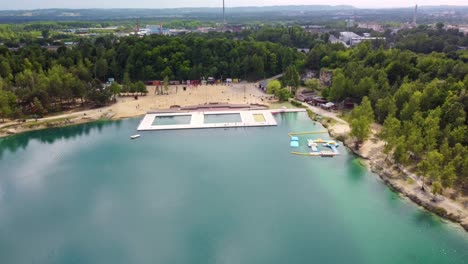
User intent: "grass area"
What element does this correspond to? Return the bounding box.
[24,117,72,128]
[268,101,299,109]
[339,111,352,122]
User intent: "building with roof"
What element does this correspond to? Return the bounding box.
[331,32,386,47]
[357,22,384,32]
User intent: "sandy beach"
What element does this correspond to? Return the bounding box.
[112,84,270,118]
[0,84,272,136]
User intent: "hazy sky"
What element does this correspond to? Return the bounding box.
[2,0,467,10]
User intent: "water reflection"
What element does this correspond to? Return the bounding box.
[0,120,120,159]
[346,157,365,183]
[412,210,443,229]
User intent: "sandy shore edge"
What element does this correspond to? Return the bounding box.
[2,98,467,232]
[305,104,468,232]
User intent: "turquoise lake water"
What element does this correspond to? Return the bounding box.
[0,112,467,263]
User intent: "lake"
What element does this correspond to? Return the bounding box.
[0,113,467,264]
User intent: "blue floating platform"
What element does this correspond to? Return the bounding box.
[291,136,299,141]
[290,141,299,147]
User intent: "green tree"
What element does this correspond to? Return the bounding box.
[350,96,374,146]
[161,67,174,80]
[109,82,121,100]
[375,96,397,123]
[0,89,16,122]
[329,69,347,102]
[135,81,148,95]
[380,116,401,156]
[418,150,444,183]
[95,58,108,81]
[431,181,443,196]
[422,108,441,152]
[276,88,291,102]
[266,80,281,95]
[163,76,169,95]
[41,29,50,39]
[282,65,300,93]
[122,72,131,93]
[304,79,320,91]
[32,97,46,117]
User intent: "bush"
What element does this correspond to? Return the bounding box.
[432,206,448,217]
[336,134,347,142]
[291,100,302,107]
[266,80,281,94]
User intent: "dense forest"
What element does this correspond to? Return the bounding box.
[304,39,468,194]
[0,33,303,117]
[389,24,468,54]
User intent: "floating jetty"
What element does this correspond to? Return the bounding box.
[290,138,340,157]
[288,131,328,137]
[290,136,299,148]
[138,110,282,131]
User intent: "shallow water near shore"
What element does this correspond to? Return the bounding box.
[0,113,467,264]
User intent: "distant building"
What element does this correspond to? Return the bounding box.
[309,96,327,106]
[329,35,341,45]
[331,32,386,47]
[225,24,248,33]
[350,36,386,46]
[446,24,468,35]
[357,22,384,32]
[339,32,360,44]
[196,27,217,33]
[297,48,310,54]
[168,29,191,35]
[135,25,171,36]
[303,25,328,34]
[295,90,316,102]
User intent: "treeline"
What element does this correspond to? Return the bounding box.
[390,24,468,55]
[305,40,468,193]
[0,34,303,118]
[252,26,328,48]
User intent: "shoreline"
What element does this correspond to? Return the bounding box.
[2,101,467,232]
[0,84,272,138]
[304,104,468,232]
[0,109,126,138]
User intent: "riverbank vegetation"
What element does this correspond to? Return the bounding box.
[305,30,467,195]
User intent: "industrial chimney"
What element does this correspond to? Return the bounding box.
[223,0,226,25]
[412,4,418,26]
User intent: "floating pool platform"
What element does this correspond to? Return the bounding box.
[137,110,290,131]
[290,138,341,158]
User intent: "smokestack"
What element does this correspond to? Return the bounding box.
[136,18,140,34]
[412,4,418,26]
[223,0,226,25]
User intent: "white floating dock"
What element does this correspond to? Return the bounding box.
[137,110,279,131]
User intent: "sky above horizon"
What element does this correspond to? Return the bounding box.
[2,1,468,10]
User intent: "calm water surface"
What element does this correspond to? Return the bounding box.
[0,113,467,264]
